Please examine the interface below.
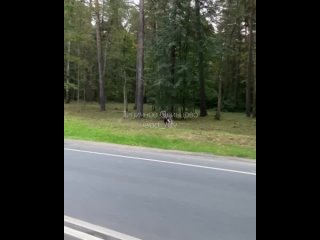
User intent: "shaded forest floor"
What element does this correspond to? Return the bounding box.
[64,102,256,159]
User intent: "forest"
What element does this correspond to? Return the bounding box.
[64,0,256,120]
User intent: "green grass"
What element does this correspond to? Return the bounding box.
[64,102,256,159]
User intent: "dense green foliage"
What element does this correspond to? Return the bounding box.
[64,0,256,117]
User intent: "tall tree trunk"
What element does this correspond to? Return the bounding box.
[77,47,80,104]
[246,5,254,117]
[170,3,177,116]
[155,2,161,111]
[235,28,242,110]
[123,70,128,118]
[252,3,256,118]
[133,81,137,110]
[195,0,207,117]
[103,41,108,80]
[231,44,237,108]
[215,67,223,120]
[234,0,241,110]
[170,44,176,115]
[252,66,256,118]
[181,3,191,119]
[94,0,106,111]
[66,41,71,104]
[252,30,256,118]
[136,0,144,118]
[234,54,240,109]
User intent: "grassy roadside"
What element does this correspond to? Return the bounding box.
[64,103,256,159]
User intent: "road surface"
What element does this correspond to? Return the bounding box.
[64,140,256,240]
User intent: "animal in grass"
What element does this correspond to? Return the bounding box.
[160,111,173,128]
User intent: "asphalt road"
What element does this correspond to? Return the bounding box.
[64,140,256,240]
[64,235,79,240]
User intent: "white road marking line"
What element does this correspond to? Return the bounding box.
[64,226,103,240]
[64,148,256,176]
[64,215,142,240]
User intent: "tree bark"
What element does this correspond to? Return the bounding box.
[195,0,207,117]
[94,0,106,111]
[252,30,256,118]
[66,41,71,104]
[170,44,176,116]
[252,13,256,118]
[246,3,254,117]
[136,0,144,118]
[215,67,223,120]
[123,70,128,118]
[77,47,81,104]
